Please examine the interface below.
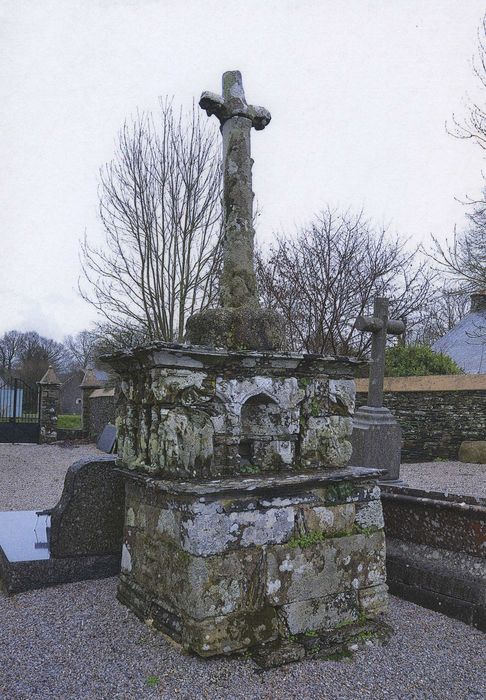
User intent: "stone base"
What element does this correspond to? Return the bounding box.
[351,406,402,480]
[185,307,285,351]
[252,618,393,668]
[117,466,388,658]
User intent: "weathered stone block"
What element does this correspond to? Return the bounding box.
[280,590,359,635]
[329,379,355,416]
[303,503,355,535]
[252,640,305,668]
[183,606,279,656]
[358,583,389,616]
[181,505,295,555]
[355,499,385,531]
[265,531,386,606]
[300,416,353,469]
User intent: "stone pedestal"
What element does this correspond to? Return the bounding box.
[119,468,387,657]
[352,406,402,481]
[104,342,389,661]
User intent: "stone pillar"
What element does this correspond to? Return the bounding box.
[38,366,62,444]
[80,369,103,439]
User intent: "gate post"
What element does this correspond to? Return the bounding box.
[38,366,62,444]
[79,368,103,439]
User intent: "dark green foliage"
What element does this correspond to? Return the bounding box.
[385,344,463,377]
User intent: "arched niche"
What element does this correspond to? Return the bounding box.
[239,393,281,468]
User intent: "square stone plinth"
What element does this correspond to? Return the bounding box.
[103,343,363,479]
[117,466,388,657]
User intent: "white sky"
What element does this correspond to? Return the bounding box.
[1,0,485,341]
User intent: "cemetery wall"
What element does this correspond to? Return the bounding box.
[381,485,486,631]
[356,375,486,462]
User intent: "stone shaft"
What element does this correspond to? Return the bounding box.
[200,70,270,309]
[369,297,388,407]
[220,114,257,307]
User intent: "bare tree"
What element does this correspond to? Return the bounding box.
[0,331,25,375]
[431,14,486,293]
[0,330,68,385]
[63,330,99,370]
[448,14,486,151]
[80,101,223,342]
[257,208,435,356]
[430,195,486,293]
[411,287,470,345]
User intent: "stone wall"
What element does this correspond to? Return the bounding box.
[356,375,486,462]
[88,391,116,439]
[382,484,486,631]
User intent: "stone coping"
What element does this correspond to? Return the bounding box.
[115,465,383,498]
[356,374,486,393]
[90,387,116,398]
[381,484,486,511]
[102,340,365,374]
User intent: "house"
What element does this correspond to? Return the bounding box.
[433,291,486,373]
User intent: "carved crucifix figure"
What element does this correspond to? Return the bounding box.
[200,70,271,309]
[356,297,405,407]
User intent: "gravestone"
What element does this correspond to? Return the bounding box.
[104,71,389,664]
[0,457,124,593]
[352,297,405,481]
[97,423,117,453]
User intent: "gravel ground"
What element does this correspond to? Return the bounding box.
[0,443,105,511]
[0,446,485,698]
[400,461,486,499]
[0,577,484,700]
[2,444,485,512]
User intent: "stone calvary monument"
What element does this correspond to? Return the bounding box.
[352,297,405,481]
[103,71,390,665]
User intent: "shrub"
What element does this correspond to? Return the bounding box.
[385,344,463,377]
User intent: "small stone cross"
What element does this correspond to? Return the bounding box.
[356,297,405,408]
[200,71,271,309]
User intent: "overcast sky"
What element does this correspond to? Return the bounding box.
[1,0,485,341]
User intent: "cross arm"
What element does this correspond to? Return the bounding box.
[355,315,405,335]
[387,319,406,335]
[355,316,382,333]
[199,91,271,130]
[199,91,228,123]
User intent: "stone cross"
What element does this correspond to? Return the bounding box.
[200,70,271,309]
[355,297,405,408]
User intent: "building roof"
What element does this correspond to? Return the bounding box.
[80,367,108,388]
[432,292,486,374]
[90,387,115,399]
[39,366,61,385]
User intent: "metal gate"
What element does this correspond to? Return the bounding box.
[0,376,40,443]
